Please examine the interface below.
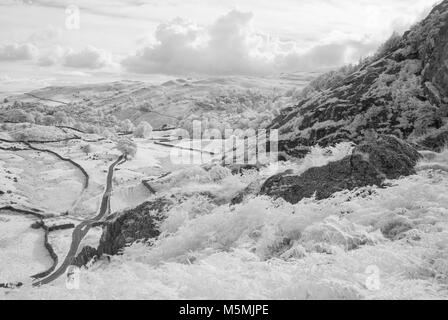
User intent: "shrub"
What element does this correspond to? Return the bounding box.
[81,144,93,154]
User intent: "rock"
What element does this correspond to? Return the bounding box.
[97,198,173,256]
[260,135,420,204]
[380,217,414,240]
[353,135,421,179]
[231,180,263,205]
[268,1,448,155]
[73,246,98,268]
[227,164,261,175]
[74,198,174,266]
[416,129,448,152]
[31,221,44,229]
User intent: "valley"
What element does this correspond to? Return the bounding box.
[1,0,448,300]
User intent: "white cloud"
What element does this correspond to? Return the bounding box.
[63,45,113,69]
[36,45,67,66]
[0,1,441,78]
[122,10,381,76]
[0,43,38,61]
[28,25,62,45]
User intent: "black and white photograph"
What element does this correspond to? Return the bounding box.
[0,0,448,301]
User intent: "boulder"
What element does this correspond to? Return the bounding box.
[97,197,173,256]
[260,135,421,204]
[73,246,98,268]
[74,197,173,266]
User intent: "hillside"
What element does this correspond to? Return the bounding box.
[0,74,315,133]
[269,0,448,155]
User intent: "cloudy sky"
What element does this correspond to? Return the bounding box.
[0,0,441,90]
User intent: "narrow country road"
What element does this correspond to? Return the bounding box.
[33,155,125,287]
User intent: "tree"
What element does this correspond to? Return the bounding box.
[33,112,44,125]
[139,101,153,112]
[54,111,68,124]
[108,115,118,124]
[7,109,34,123]
[116,138,137,159]
[13,101,22,108]
[85,124,100,134]
[12,131,29,142]
[43,115,56,126]
[81,144,93,155]
[102,128,116,139]
[134,121,153,138]
[121,119,135,133]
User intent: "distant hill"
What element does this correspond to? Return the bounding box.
[269,0,448,155]
[1,75,312,132]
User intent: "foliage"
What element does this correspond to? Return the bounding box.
[134,121,153,138]
[374,32,402,59]
[116,138,137,158]
[121,119,135,133]
[81,144,93,154]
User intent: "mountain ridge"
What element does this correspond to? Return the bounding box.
[269,0,448,155]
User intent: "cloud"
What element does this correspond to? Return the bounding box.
[63,46,113,69]
[28,25,62,44]
[122,10,379,76]
[37,45,67,66]
[24,26,113,70]
[0,43,38,61]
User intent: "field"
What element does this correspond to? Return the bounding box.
[1,123,448,299]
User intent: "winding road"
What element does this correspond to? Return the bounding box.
[33,155,125,287]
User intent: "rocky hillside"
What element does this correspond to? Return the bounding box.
[269,0,448,155]
[260,135,421,204]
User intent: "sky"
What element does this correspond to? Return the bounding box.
[0,0,442,91]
